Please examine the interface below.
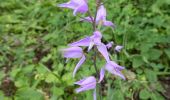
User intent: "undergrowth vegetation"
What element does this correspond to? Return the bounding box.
[0,0,170,100]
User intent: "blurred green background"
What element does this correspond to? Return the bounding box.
[0,0,170,100]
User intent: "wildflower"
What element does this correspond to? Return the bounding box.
[58,0,88,16]
[69,31,110,62]
[62,47,86,77]
[105,61,125,80]
[115,45,123,52]
[82,5,115,27]
[75,76,97,93]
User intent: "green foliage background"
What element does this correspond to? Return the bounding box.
[0,0,170,100]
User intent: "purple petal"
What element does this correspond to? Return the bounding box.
[91,31,102,45]
[96,5,106,22]
[97,44,110,62]
[87,41,94,52]
[115,45,123,52]
[58,0,88,16]
[69,37,91,47]
[62,47,83,58]
[93,31,102,39]
[105,61,125,80]
[75,76,96,85]
[73,4,88,16]
[103,20,115,27]
[80,16,94,23]
[73,55,86,77]
[106,42,114,49]
[98,68,105,83]
[75,82,96,93]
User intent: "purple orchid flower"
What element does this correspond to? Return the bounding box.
[58,0,88,16]
[115,45,123,52]
[75,76,97,100]
[81,5,115,27]
[99,61,125,82]
[62,47,86,77]
[75,76,96,93]
[69,31,110,62]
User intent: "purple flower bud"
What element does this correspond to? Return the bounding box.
[115,45,123,52]
[58,0,88,16]
[106,41,114,49]
[75,76,96,93]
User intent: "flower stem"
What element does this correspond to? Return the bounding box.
[93,46,102,100]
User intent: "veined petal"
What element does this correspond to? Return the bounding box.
[73,55,86,77]
[97,44,110,62]
[69,37,91,47]
[98,68,105,83]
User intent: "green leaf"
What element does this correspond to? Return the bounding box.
[145,69,157,83]
[51,86,64,97]
[132,55,144,68]
[15,88,44,100]
[139,89,150,99]
[45,73,59,83]
[164,49,170,59]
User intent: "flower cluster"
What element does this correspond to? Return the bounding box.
[58,0,125,99]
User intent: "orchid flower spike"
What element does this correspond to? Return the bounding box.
[82,5,115,27]
[115,45,123,52]
[69,31,110,62]
[58,0,88,16]
[62,47,86,77]
[75,76,97,100]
